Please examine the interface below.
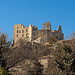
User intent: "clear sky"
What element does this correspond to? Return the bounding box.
[0,0,75,41]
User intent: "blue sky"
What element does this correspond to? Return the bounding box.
[0,0,75,41]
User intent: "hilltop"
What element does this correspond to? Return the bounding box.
[1,37,75,75]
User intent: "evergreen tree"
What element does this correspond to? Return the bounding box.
[56,45,75,75]
[0,34,12,75]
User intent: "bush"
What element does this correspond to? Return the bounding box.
[0,68,12,75]
[49,36,58,44]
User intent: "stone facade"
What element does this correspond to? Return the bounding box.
[13,21,64,44]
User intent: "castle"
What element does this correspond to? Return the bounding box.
[13,21,64,44]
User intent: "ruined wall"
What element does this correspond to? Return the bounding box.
[31,25,38,40]
[13,21,64,44]
[31,22,64,43]
[13,24,32,44]
[43,21,51,30]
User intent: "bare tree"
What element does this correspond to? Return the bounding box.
[70,31,75,39]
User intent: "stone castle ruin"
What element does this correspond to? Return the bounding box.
[13,21,64,44]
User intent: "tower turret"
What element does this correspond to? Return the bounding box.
[58,25,62,33]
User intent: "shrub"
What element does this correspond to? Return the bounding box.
[0,68,12,75]
[49,36,58,44]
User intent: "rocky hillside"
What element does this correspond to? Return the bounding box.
[2,38,75,75]
[3,39,51,69]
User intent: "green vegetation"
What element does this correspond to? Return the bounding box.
[0,68,12,75]
[1,33,75,75]
[56,45,75,75]
[0,34,12,75]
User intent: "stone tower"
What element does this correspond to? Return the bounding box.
[43,21,51,30]
[58,25,62,33]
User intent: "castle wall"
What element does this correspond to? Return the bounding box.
[13,24,25,44]
[43,21,51,30]
[13,24,31,44]
[13,22,64,44]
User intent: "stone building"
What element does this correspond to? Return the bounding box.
[13,21,64,44]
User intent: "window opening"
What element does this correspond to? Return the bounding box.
[17,30,18,33]
[22,30,24,33]
[22,34,24,37]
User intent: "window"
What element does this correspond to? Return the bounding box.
[33,27,37,30]
[26,29,28,32]
[44,27,47,29]
[22,30,24,33]
[19,30,21,33]
[17,27,18,29]
[17,30,18,33]
[22,34,24,37]
[26,33,28,38]
[26,33,28,36]
[17,34,18,38]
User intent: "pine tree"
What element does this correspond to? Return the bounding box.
[56,45,75,75]
[0,34,12,75]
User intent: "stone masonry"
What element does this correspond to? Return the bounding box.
[13,21,64,44]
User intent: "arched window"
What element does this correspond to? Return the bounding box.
[33,26,37,30]
[44,27,47,29]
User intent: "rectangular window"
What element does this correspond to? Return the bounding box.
[19,30,21,33]
[17,27,18,29]
[26,29,28,32]
[26,33,28,36]
[22,34,24,37]
[26,33,28,38]
[17,30,18,33]
[17,34,18,38]
[22,30,24,33]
